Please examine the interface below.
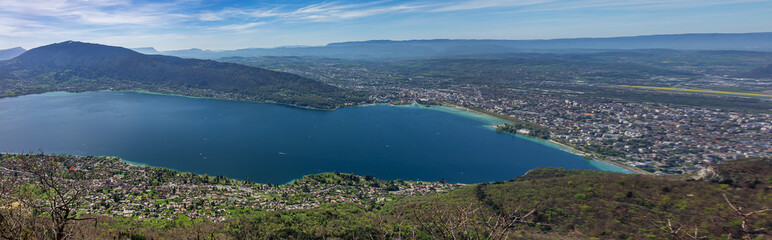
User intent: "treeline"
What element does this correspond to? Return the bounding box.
[577,143,628,158]
[496,122,552,139]
[299,171,407,191]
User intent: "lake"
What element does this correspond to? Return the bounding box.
[0,91,626,184]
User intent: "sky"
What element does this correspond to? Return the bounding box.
[1,0,771,51]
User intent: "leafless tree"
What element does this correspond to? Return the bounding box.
[659,219,706,240]
[405,201,483,239]
[9,154,97,240]
[0,172,29,239]
[192,220,223,240]
[722,193,770,239]
[402,198,542,240]
[482,203,541,240]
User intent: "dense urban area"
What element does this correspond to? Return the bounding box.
[225,52,772,175]
[0,154,460,223]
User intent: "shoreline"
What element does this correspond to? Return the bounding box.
[120,158,150,167]
[126,90,340,111]
[128,92,651,175]
[398,102,511,126]
[547,139,647,174]
[5,91,647,176]
[411,101,648,174]
[5,89,342,111]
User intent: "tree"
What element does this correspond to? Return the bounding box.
[0,161,39,240]
[722,193,771,239]
[657,219,706,240]
[659,193,772,240]
[10,154,98,240]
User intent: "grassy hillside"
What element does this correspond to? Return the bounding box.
[2,153,768,239]
[43,157,768,239]
[227,158,769,239]
[359,161,768,239]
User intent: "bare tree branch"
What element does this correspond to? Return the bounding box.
[722,193,770,239]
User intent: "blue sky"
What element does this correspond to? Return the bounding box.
[1,0,771,50]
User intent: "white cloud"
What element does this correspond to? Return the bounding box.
[429,0,771,13]
[197,8,283,22]
[248,9,283,18]
[1,0,769,49]
[1,0,190,26]
[501,0,769,13]
[211,22,266,31]
[88,33,194,47]
[432,0,552,12]
[199,12,224,21]
[288,3,424,22]
[0,25,16,34]
[194,1,425,23]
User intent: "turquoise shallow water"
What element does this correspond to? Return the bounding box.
[0,91,620,183]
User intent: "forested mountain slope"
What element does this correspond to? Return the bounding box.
[0,41,367,109]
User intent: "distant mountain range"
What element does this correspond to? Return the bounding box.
[159,32,772,60]
[131,47,160,55]
[0,41,365,109]
[0,47,25,60]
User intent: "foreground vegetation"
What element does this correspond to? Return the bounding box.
[1,153,769,239]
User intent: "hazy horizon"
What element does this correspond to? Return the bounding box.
[3,31,772,53]
[2,0,772,51]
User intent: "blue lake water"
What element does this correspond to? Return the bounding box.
[0,91,618,184]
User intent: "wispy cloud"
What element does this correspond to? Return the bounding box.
[198,12,224,21]
[1,0,770,50]
[1,0,189,26]
[196,8,282,22]
[194,1,427,23]
[211,22,266,32]
[287,2,425,22]
[514,0,770,12]
[15,0,754,38]
[432,0,552,12]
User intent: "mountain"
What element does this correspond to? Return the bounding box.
[162,48,221,59]
[131,47,160,55]
[0,47,25,60]
[159,32,772,60]
[0,41,366,109]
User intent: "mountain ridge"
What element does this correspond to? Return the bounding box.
[0,41,366,109]
[0,47,26,60]
[131,47,160,55]
[159,32,772,60]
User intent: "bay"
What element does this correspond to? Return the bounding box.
[0,91,612,184]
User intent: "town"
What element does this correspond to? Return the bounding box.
[235,57,772,175]
[397,85,771,174]
[0,154,461,223]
